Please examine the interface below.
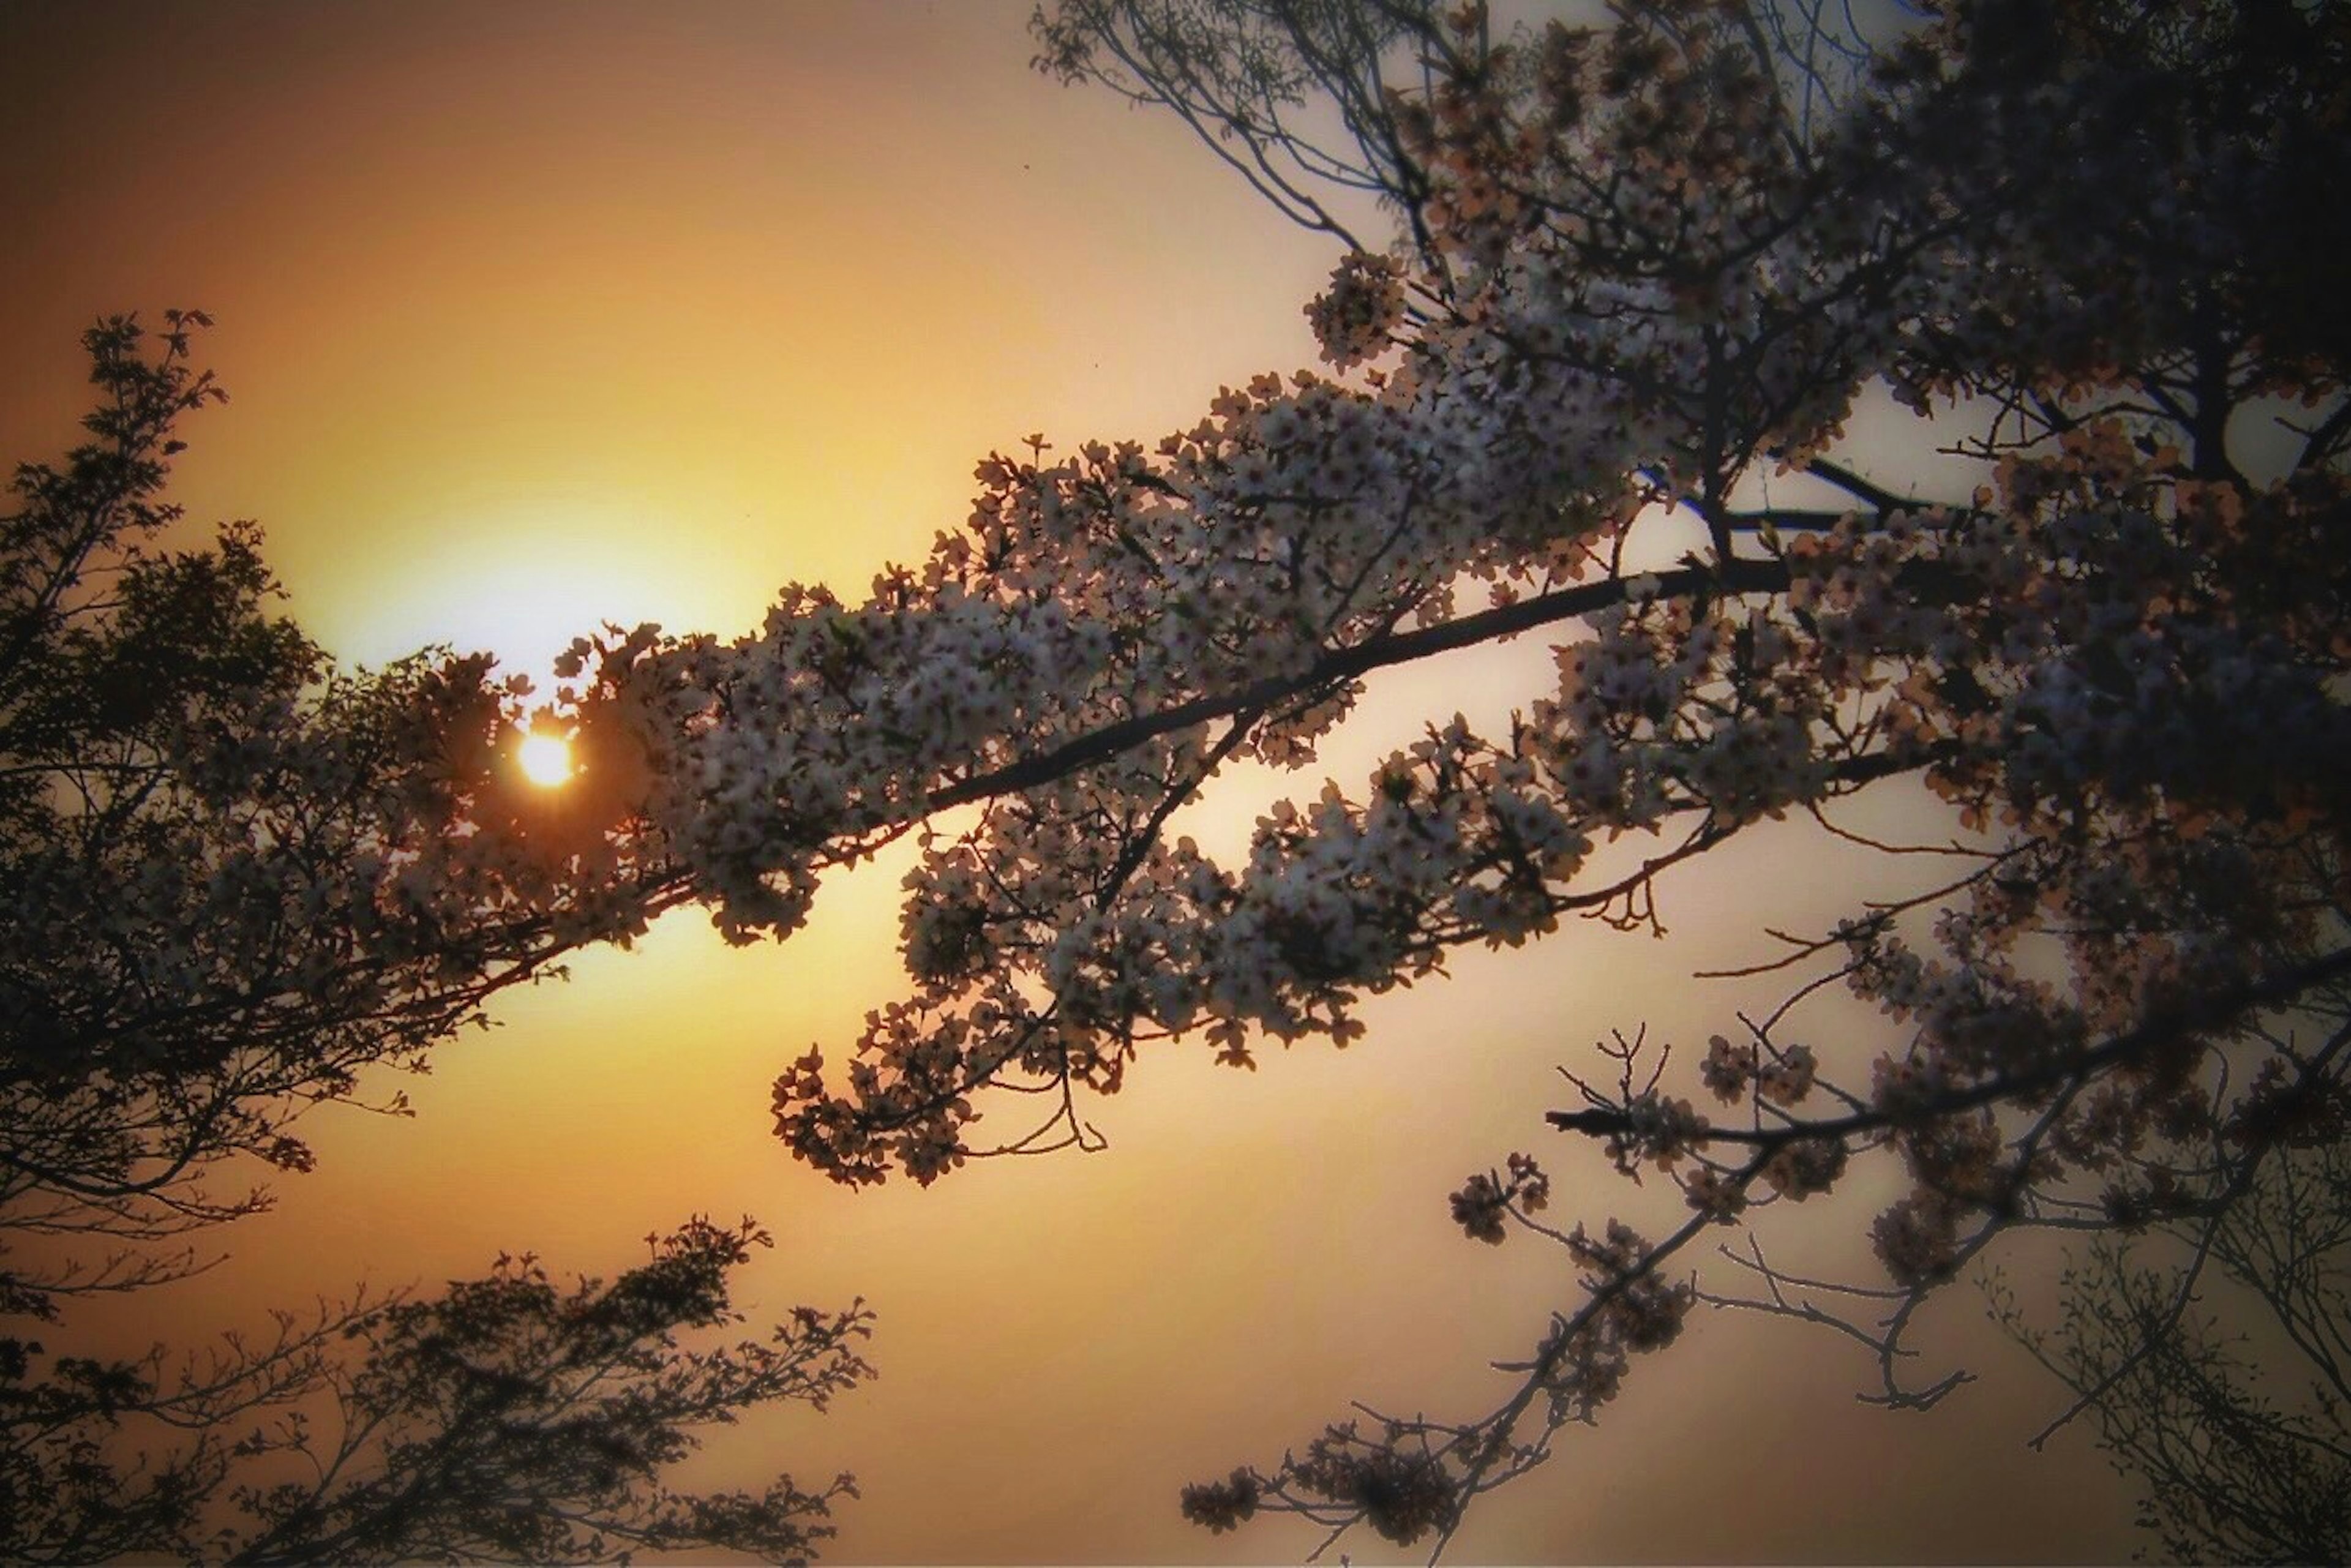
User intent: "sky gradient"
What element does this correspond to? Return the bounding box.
[2,4,2147,1560]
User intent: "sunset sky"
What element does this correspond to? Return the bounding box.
[2,3,2147,1561]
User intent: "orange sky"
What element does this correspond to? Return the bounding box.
[2,4,2144,1561]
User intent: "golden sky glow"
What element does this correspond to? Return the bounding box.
[0,4,2145,1561]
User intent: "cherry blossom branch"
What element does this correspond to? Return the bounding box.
[1547,944,2351,1149]
[929,555,1790,811]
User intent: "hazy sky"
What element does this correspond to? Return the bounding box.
[2,4,2147,1561]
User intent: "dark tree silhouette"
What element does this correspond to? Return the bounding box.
[1992,1131,2351,1564]
[4,1219,871,1566]
[1,316,675,1312]
[0,321,872,1563]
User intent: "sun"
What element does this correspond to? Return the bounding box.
[516,730,574,787]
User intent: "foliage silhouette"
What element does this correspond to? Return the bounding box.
[0,320,871,1562]
[3,1218,870,1566]
[1992,1132,2351,1564]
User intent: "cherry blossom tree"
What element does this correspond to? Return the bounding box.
[518,0,2338,1553]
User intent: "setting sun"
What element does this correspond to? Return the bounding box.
[516,730,574,787]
